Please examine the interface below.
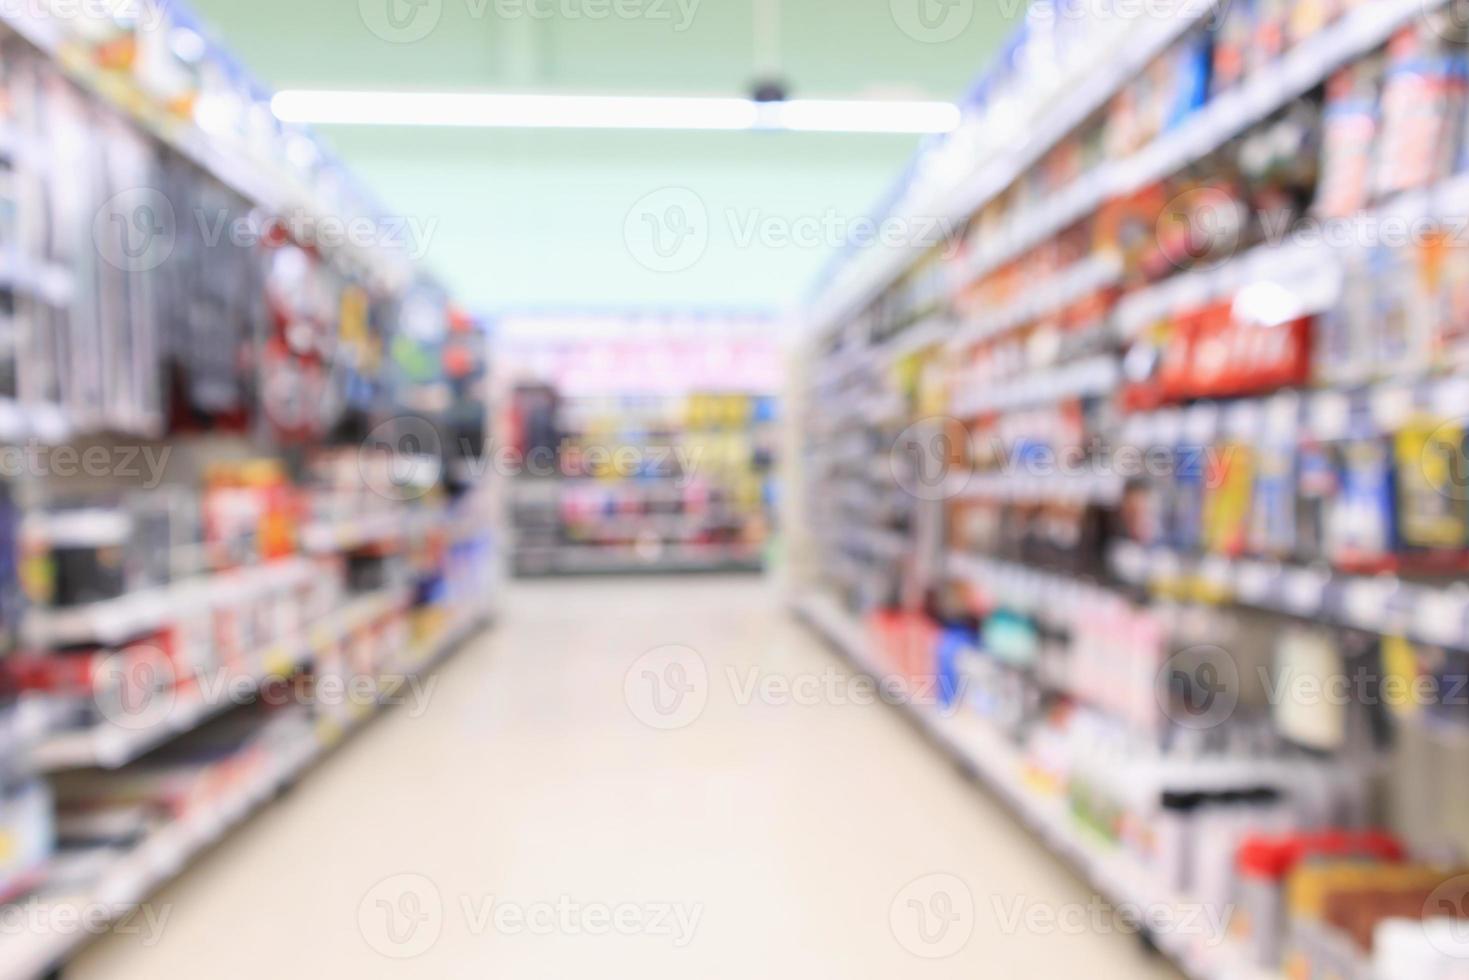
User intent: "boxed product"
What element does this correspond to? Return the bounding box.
[1394,417,1469,569]
[0,779,54,903]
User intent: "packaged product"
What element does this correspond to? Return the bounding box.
[1237,315,1314,396]
[1169,442,1208,553]
[1314,63,1381,218]
[1212,0,1256,93]
[132,3,202,116]
[1238,99,1322,236]
[1393,417,1469,567]
[1234,830,1405,970]
[1250,429,1298,558]
[1204,442,1254,556]
[982,608,1040,668]
[1251,0,1290,74]
[1295,439,1338,563]
[1162,306,1210,400]
[1166,30,1214,130]
[1273,628,1348,751]
[1314,248,1379,385]
[1095,184,1168,283]
[32,508,133,608]
[0,780,53,903]
[1369,242,1435,379]
[1287,0,1337,48]
[1371,25,1469,200]
[1426,230,1469,368]
[1327,435,1398,572]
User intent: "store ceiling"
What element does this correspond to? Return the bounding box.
[187,0,1018,312]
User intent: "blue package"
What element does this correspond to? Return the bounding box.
[1169,443,1207,552]
[1250,439,1296,559]
[1167,31,1215,130]
[1330,435,1398,571]
[934,627,973,709]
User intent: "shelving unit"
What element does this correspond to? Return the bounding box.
[0,610,487,980]
[797,1,1469,976]
[495,313,780,577]
[0,5,498,976]
[795,592,1276,980]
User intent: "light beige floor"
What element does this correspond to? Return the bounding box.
[71,576,1180,979]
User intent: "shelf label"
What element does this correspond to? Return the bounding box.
[1283,568,1328,616]
[1235,561,1276,603]
[1371,385,1415,432]
[1415,591,1469,648]
[1342,579,1392,630]
[1310,392,1351,441]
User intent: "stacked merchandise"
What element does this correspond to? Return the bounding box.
[0,4,496,978]
[496,314,780,576]
[800,2,1469,978]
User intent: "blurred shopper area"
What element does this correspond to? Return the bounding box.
[1,1,1469,979]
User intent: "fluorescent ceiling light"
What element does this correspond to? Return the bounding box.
[765,99,960,134]
[270,90,960,135]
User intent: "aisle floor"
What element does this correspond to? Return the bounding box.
[72,576,1181,979]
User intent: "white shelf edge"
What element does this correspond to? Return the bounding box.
[810,0,1443,338]
[0,609,489,980]
[793,590,1280,980]
[28,587,412,773]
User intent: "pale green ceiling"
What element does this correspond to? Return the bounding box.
[188,0,1021,312]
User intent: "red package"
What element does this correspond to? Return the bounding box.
[1160,310,1206,402]
[1236,316,1313,394]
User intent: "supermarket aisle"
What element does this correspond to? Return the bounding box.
[70,577,1179,980]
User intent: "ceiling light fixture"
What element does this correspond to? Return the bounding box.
[269,90,961,135]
